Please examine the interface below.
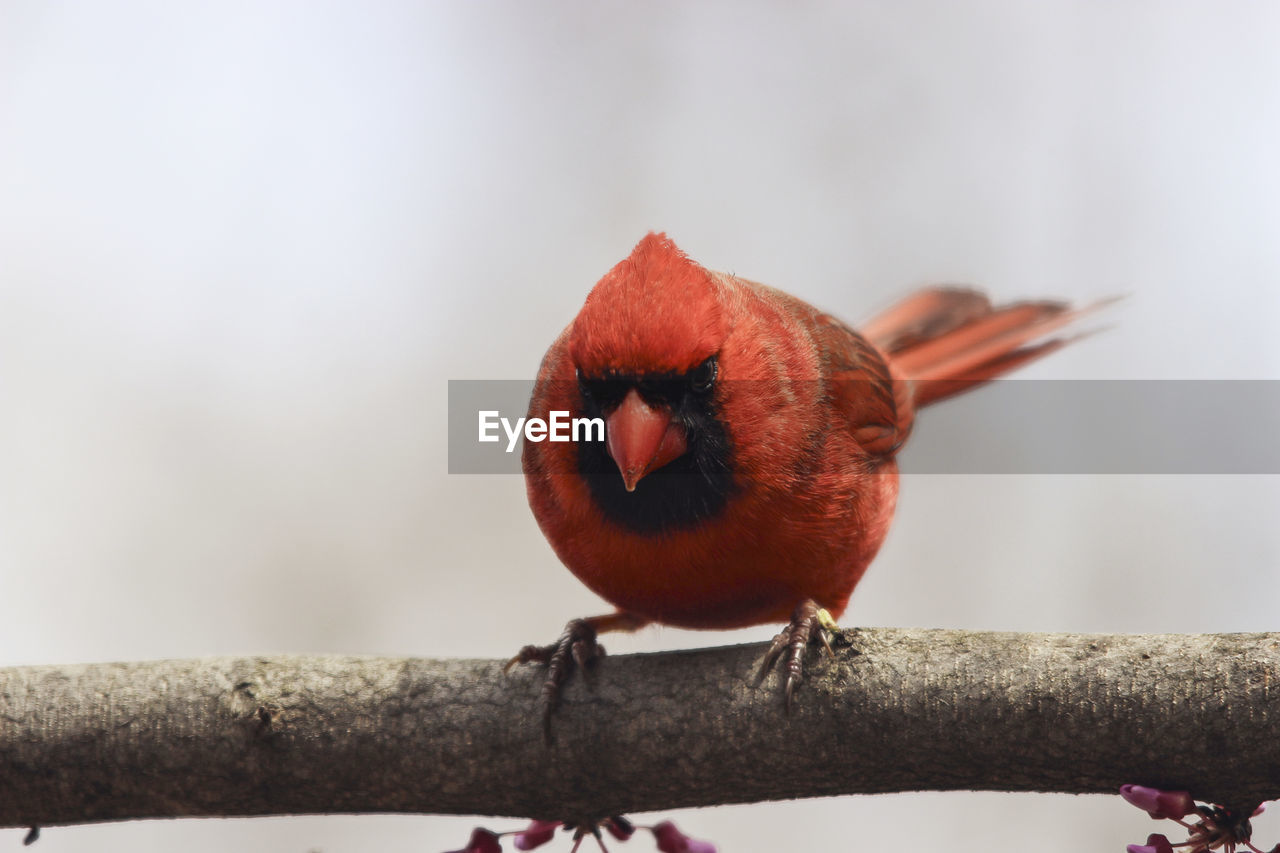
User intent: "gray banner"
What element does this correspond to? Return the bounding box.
[447,380,1280,474]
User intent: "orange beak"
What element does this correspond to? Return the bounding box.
[605,388,688,492]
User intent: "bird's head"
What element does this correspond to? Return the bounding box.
[566,233,734,529]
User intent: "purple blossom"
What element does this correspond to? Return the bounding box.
[513,820,560,850]
[1126,833,1174,853]
[605,816,636,841]
[650,821,717,853]
[446,827,503,853]
[1120,784,1196,820]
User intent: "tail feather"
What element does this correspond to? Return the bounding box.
[893,300,1074,380]
[864,287,1114,410]
[862,287,992,354]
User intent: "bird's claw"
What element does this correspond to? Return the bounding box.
[505,618,606,743]
[757,599,839,712]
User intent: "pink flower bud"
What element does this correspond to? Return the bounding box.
[1120,785,1195,820]
[651,820,717,853]
[512,820,559,850]
[605,816,635,841]
[446,827,503,853]
[1125,833,1174,853]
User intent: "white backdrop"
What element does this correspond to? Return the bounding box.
[2,2,1278,851]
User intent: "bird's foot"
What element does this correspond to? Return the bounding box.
[505,618,607,744]
[757,599,839,712]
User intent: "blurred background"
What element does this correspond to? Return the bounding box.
[2,2,1278,850]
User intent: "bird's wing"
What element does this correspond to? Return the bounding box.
[809,310,914,459]
[746,278,913,460]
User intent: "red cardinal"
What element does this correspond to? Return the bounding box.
[514,232,1100,725]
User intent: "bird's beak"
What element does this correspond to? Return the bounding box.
[605,388,688,492]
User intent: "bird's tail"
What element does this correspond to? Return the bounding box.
[862,286,1113,408]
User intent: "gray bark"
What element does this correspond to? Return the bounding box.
[1,629,1278,829]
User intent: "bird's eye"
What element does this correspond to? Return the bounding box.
[688,356,717,394]
[576,369,591,399]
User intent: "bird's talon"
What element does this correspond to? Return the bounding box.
[784,677,800,715]
[504,644,550,674]
[756,630,788,685]
[760,599,840,710]
[507,618,605,743]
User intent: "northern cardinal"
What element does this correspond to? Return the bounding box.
[513,232,1100,727]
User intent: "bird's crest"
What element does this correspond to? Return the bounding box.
[568,233,726,375]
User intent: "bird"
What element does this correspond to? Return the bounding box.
[511,231,1104,732]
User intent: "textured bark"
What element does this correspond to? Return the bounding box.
[1,629,1278,829]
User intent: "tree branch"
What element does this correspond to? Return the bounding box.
[2,629,1278,829]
